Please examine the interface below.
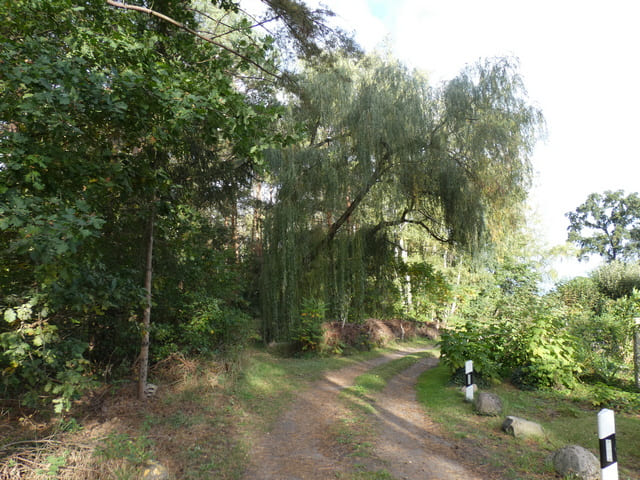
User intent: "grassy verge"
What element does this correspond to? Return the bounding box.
[417,363,640,480]
[0,340,434,480]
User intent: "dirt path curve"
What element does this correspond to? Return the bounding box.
[242,348,493,480]
[370,356,488,479]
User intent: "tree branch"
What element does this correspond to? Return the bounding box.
[368,207,452,245]
[105,0,280,80]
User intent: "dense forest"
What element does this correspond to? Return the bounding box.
[1,0,639,415]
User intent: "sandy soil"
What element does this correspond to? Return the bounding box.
[241,348,497,480]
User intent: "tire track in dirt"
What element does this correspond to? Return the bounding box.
[370,356,489,479]
[241,348,491,479]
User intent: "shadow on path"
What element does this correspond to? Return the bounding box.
[241,349,492,480]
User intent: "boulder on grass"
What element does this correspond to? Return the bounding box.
[141,460,170,480]
[473,392,502,416]
[552,445,599,480]
[501,416,544,439]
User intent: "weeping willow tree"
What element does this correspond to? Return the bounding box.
[260,54,543,341]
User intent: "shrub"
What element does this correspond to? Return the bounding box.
[1,299,94,412]
[291,298,326,353]
[569,297,635,384]
[439,303,580,389]
[438,319,506,382]
[154,297,252,358]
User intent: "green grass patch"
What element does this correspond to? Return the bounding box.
[417,363,640,479]
[233,348,388,431]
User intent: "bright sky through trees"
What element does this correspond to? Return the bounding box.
[306,0,640,280]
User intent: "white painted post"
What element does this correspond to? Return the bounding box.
[465,360,474,402]
[598,408,618,480]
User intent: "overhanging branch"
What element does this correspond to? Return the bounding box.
[105,0,280,80]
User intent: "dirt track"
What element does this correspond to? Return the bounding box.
[242,348,496,479]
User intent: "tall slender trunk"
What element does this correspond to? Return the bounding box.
[447,268,462,325]
[138,209,155,400]
[634,317,640,391]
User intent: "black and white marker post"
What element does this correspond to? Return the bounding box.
[598,408,618,480]
[464,360,474,402]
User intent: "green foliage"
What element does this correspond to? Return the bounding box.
[567,190,640,262]
[587,383,640,411]
[555,276,604,312]
[291,298,327,353]
[591,260,640,299]
[513,304,579,389]
[0,298,93,412]
[261,54,542,340]
[438,319,506,381]
[36,450,69,478]
[405,261,452,321]
[563,292,636,384]
[155,298,252,358]
[554,274,637,389]
[440,259,580,389]
[0,0,282,409]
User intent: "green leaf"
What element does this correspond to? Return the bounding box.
[4,309,17,323]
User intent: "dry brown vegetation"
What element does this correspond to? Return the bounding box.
[0,322,439,480]
[322,318,439,351]
[0,353,240,480]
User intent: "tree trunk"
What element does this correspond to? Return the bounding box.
[634,317,640,391]
[138,210,154,400]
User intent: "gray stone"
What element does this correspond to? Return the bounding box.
[473,391,502,416]
[552,445,599,480]
[141,460,170,480]
[501,416,544,439]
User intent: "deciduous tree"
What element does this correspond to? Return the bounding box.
[567,190,640,262]
[260,54,544,340]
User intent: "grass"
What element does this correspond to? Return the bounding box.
[0,341,438,480]
[417,363,640,480]
[14,338,636,480]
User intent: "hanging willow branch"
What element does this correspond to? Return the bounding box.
[105,0,281,79]
[306,140,394,264]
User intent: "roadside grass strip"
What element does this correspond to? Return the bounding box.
[417,363,640,480]
[340,350,437,414]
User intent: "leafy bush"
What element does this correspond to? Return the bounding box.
[154,297,252,358]
[592,261,640,300]
[438,319,506,381]
[291,298,326,353]
[568,296,635,384]
[1,299,94,412]
[586,383,640,412]
[440,302,580,389]
[516,313,579,388]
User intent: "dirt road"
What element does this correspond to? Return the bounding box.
[242,348,495,479]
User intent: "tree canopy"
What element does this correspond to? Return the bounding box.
[0,0,288,407]
[260,54,543,340]
[1,0,547,411]
[567,190,640,262]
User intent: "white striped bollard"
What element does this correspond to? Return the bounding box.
[465,360,474,402]
[598,408,618,480]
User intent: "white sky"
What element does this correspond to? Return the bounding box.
[306,0,640,280]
